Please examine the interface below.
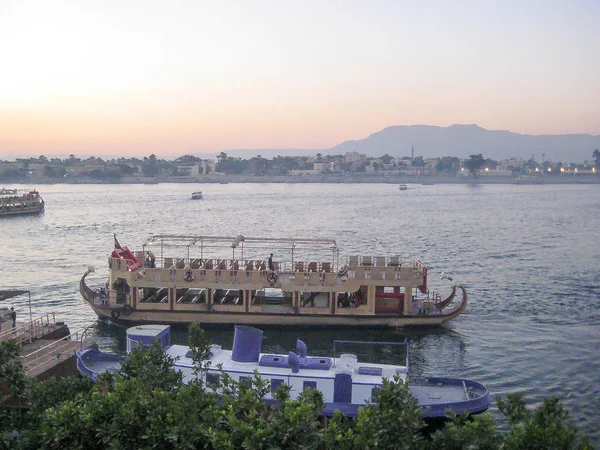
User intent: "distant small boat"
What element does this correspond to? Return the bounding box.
[398,184,408,191]
[191,191,203,200]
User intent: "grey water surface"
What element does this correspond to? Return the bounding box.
[1,182,598,443]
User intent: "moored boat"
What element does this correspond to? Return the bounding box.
[191,191,203,199]
[75,324,491,418]
[80,234,467,328]
[0,188,44,217]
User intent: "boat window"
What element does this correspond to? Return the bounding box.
[358,366,383,376]
[371,386,380,400]
[271,378,284,392]
[303,381,317,391]
[239,376,252,388]
[206,373,219,386]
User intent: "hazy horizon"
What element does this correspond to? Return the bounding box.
[1,1,599,157]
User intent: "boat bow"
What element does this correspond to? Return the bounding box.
[438,285,468,322]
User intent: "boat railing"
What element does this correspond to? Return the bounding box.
[20,327,87,377]
[346,255,411,268]
[333,338,410,373]
[0,313,58,346]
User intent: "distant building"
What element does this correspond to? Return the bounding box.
[313,162,330,173]
[344,152,365,164]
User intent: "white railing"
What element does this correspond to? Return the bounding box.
[0,313,57,346]
[20,328,86,376]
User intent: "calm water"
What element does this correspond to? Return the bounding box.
[1,183,599,443]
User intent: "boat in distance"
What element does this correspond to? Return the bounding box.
[80,234,468,328]
[0,188,44,217]
[76,324,491,418]
[191,191,203,199]
[398,184,408,191]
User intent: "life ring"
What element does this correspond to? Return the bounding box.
[184,269,195,282]
[267,271,278,284]
[122,304,133,316]
[111,309,120,320]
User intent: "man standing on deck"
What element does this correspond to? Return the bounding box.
[10,307,16,329]
[268,253,274,271]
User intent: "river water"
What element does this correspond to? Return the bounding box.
[1,182,599,443]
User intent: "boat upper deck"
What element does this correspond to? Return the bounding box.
[108,234,426,292]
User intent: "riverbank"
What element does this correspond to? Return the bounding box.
[2,174,599,185]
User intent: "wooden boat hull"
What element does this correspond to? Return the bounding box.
[81,276,468,328]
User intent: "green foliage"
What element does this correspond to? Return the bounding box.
[118,340,182,391]
[26,376,95,422]
[430,412,499,449]
[187,323,212,376]
[324,375,426,449]
[1,339,594,449]
[498,394,591,449]
[0,339,28,436]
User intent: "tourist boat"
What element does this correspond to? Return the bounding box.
[0,188,44,217]
[76,324,490,418]
[191,191,203,200]
[80,234,467,327]
[398,184,408,191]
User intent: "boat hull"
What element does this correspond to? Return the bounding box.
[0,204,44,217]
[85,302,463,327]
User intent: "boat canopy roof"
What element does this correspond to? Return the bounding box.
[143,234,337,250]
[141,234,338,262]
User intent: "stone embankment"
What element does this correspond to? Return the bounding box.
[3,174,599,185]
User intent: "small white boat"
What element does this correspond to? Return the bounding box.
[76,324,491,419]
[398,184,408,191]
[191,191,203,200]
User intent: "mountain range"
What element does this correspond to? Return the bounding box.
[329,124,600,162]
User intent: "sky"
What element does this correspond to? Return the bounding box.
[0,0,599,158]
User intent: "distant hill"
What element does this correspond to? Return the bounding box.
[329,124,600,162]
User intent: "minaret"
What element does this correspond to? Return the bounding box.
[411,145,414,160]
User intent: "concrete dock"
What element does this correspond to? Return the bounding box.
[0,313,88,380]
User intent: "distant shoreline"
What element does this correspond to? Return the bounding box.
[2,174,599,185]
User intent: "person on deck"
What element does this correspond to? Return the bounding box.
[10,307,16,329]
[268,253,274,271]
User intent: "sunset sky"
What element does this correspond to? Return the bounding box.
[0,0,598,158]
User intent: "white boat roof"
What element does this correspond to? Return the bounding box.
[127,324,169,337]
[165,344,407,383]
